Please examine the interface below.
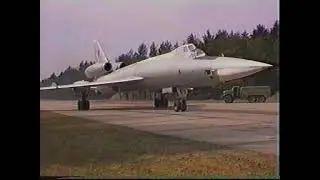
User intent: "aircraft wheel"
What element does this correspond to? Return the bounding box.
[83,100,90,110]
[159,94,168,108]
[77,100,83,110]
[174,100,181,112]
[180,99,187,112]
[224,95,234,103]
[162,98,169,108]
[154,94,168,108]
[154,99,160,108]
[77,100,90,110]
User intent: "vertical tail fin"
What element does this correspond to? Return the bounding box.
[93,40,109,63]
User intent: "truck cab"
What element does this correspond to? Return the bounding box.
[222,85,271,103]
[232,86,240,98]
[222,86,239,103]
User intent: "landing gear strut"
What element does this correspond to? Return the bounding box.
[77,91,90,111]
[173,88,188,112]
[153,91,168,108]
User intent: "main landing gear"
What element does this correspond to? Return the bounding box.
[153,88,189,112]
[173,88,188,112]
[77,91,90,111]
[76,88,189,112]
[153,91,169,108]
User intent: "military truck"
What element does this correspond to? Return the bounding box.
[222,86,271,103]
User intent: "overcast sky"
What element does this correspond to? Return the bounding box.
[40,0,279,79]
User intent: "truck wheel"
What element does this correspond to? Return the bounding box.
[224,95,234,103]
[248,96,256,103]
[258,96,266,103]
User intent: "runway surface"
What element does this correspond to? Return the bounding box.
[40,100,279,155]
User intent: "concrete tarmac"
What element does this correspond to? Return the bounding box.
[40,100,279,155]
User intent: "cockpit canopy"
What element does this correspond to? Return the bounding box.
[173,43,206,58]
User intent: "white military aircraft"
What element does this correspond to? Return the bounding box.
[40,40,272,112]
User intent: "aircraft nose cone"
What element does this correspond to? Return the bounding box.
[215,58,272,82]
[234,58,272,68]
[250,61,272,68]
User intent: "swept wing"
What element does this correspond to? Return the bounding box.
[40,76,144,91]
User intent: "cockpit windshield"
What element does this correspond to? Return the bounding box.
[174,44,206,58]
[187,44,205,58]
[195,49,205,56]
[187,44,196,51]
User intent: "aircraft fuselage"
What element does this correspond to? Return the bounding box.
[94,54,270,95]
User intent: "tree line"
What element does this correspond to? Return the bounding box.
[40,21,279,100]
